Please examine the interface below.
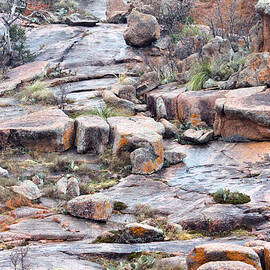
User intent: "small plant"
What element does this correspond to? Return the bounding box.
[211,188,251,204]
[187,61,211,91]
[16,80,57,105]
[115,72,127,85]
[113,201,128,211]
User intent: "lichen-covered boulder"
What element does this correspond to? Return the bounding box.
[75,115,110,154]
[231,53,270,88]
[11,180,42,201]
[186,243,262,270]
[67,194,113,221]
[96,223,164,243]
[108,116,165,174]
[123,223,164,243]
[0,109,74,152]
[197,261,257,270]
[124,10,160,47]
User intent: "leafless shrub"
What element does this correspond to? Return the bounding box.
[10,246,30,270]
[201,0,259,49]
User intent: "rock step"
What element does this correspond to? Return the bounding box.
[0,109,74,152]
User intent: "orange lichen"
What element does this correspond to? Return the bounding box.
[128,226,147,237]
[115,136,128,155]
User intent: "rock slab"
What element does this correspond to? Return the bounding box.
[0,109,74,152]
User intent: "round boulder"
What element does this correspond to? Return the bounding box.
[124,10,160,47]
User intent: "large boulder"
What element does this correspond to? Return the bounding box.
[75,115,110,154]
[108,116,164,174]
[186,243,262,270]
[124,10,160,47]
[0,109,74,152]
[214,90,270,140]
[67,194,113,221]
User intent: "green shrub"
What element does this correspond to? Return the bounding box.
[211,188,251,204]
[181,25,211,42]
[9,24,34,66]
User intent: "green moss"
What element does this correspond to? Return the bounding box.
[211,188,251,204]
[113,201,128,211]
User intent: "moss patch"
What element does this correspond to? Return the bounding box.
[211,188,251,204]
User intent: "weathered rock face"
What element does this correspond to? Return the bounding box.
[67,194,113,221]
[256,0,270,52]
[146,84,185,120]
[102,91,135,113]
[153,256,187,270]
[108,116,164,174]
[192,0,257,26]
[214,90,270,141]
[106,0,130,23]
[137,71,160,95]
[177,90,227,127]
[249,23,264,53]
[0,61,49,96]
[11,180,42,201]
[186,243,262,270]
[197,261,257,270]
[231,53,270,88]
[201,36,233,63]
[110,84,138,103]
[177,53,200,83]
[124,10,160,47]
[0,109,74,152]
[75,115,110,154]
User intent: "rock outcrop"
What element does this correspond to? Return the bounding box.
[0,109,74,152]
[124,10,160,47]
[106,0,129,23]
[75,115,110,154]
[214,90,270,141]
[256,0,270,52]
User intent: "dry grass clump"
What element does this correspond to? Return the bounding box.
[16,80,57,105]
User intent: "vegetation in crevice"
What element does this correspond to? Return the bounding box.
[211,188,251,204]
